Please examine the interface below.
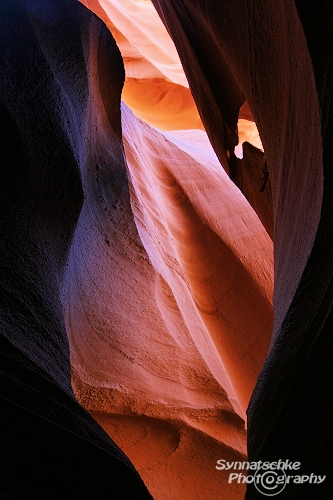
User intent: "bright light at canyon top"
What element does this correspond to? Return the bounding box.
[80,0,263,158]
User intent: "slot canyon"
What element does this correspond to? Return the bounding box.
[0,0,332,498]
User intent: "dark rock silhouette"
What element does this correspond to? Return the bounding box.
[0,0,152,497]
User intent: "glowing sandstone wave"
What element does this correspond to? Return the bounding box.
[124,109,273,410]
[62,35,273,494]
[65,1,275,498]
[64,111,273,498]
[81,0,188,86]
[81,0,263,149]
[80,0,204,131]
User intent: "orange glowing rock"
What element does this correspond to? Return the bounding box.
[69,1,275,498]
[80,0,201,130]
[64,93,273,498]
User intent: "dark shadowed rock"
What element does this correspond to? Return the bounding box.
[0,0,152,497]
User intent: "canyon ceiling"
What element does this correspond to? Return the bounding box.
[0,0,332,499]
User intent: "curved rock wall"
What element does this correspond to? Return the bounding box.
[0,0,152,497]
[150,0,332,498]
[2,0,332,498]
[64,97,273,496]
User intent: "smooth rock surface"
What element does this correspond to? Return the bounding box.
[0,0,152,497]
[2,0,332,498]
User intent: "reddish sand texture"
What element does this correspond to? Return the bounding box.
[64,1,276,498]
